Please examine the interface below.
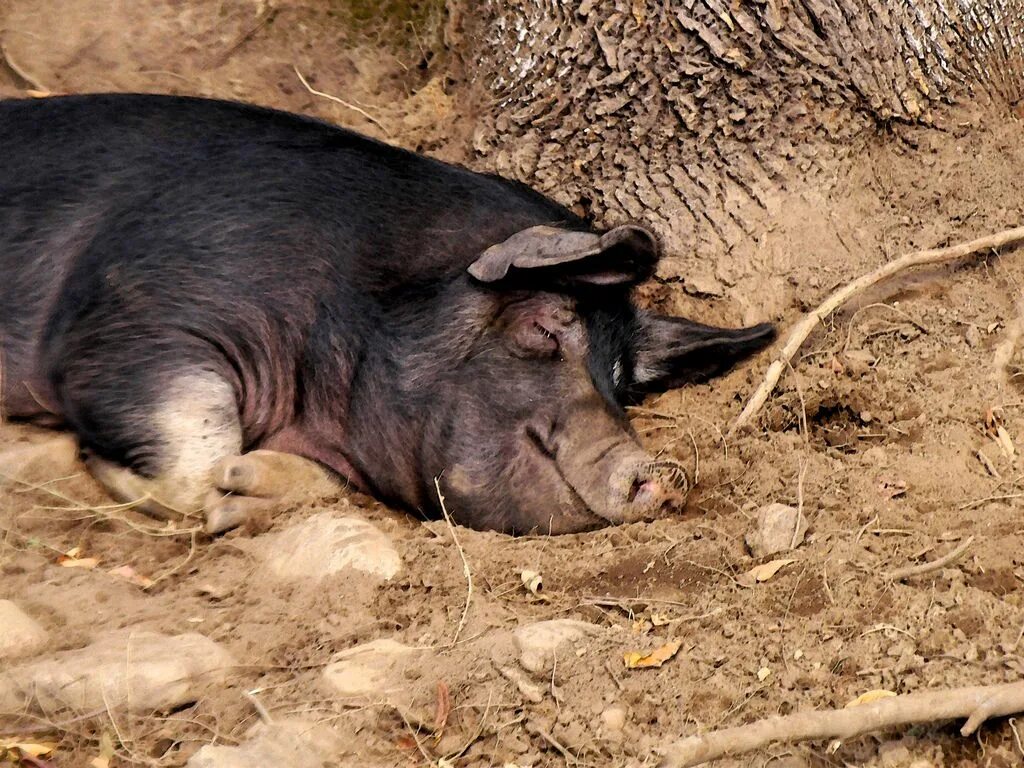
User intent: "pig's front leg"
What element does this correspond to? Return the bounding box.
[204,450,343,534]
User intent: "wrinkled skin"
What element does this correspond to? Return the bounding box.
[0,94,775,534]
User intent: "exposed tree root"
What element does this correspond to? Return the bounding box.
[730,225,1024,437]
[658,680,1024,767]
[886,535,974,581]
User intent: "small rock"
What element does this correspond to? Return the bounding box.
[0,630,233,713]
[745,503,808,558]
[258,513,401,582]
[321,638,423,700]
[514,620,604,675]
[188,720,342,768]
[0,600,49,660]
[600,704,627,734]
[499,665,545,703]
[964,324,982,348]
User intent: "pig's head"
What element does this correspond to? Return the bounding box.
[356,224,774,534]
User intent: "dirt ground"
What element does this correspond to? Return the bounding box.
[3,2,1024,767]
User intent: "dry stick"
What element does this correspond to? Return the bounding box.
[0,36,47,92]
[293,66,390,136]
[657,680,1024,768]
[729,225,1024,437]
[434,476,473,647]
[886,535,975,581]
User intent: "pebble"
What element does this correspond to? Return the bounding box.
[745,503,807,558]
[600,704,627,733]
[188,720,342,768]
[514,619,604,675]
[0,600,49,660]
[321,638,423,699]
[0,630,234,713]
[258,513,401,582]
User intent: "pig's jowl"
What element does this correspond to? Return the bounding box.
[0,94,775,534]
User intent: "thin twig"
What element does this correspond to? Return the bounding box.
[0,34,48,91]
[244,690,274,724]
[730,225,1024,436]
[538,727,577,764]
[886,535,975,581]
[435,476,473,647]
[293,66,390,135]
[657,680,1024,767]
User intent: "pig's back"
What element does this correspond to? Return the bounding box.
[0,93,579,295]
[0,94,580,414]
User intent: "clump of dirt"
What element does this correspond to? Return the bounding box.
[3,2,1024,767]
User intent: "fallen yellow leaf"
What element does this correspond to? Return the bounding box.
[0,739,56,757]
[59,555,99,569]
[845,689,897,708]
[623,640,682,669]
[738,558,795,587]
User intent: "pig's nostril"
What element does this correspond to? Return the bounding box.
[628,478,662,506]
[626,475,646,504]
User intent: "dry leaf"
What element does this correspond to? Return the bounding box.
[878,477,908,499]
[623,640,682,669]
[0,739,56,758]
[994,425,1015,459]
[757,666,772,681]
[650,612,670,627]
[845,689,897,707]
[58,548,99,569]
[108,564,154,589]
[433,681,451,742]
[738,558,795,587]
[394,735,417,751]
[25,89,52,98]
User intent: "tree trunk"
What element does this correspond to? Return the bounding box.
[450,0,1024,271]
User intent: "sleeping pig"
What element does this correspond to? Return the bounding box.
[0,94,774,534]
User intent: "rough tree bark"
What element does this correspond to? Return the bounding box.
[450,0,1024,272]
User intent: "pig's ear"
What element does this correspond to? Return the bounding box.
[468,224,658,286]
[630,313,776,392]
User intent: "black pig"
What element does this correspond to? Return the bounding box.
[0,94,774,534]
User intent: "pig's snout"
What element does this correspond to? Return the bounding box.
[607,458,689,523]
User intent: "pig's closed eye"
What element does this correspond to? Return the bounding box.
[509,319,561,358]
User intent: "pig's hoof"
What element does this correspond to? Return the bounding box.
[204,450,342,534]
[204,492,278,534]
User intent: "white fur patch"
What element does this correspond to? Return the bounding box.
[155,372,242,506]
[90,371,241,515]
